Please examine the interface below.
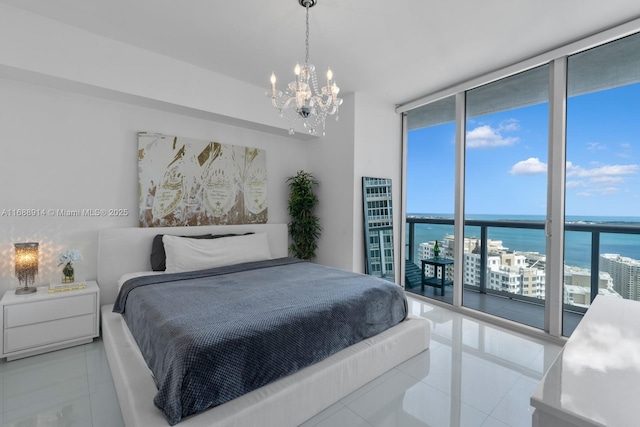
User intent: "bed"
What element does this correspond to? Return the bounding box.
[98,224,430,426]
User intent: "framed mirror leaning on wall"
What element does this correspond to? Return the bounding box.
[362,177,395,282]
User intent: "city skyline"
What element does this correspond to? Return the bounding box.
[411,231,640,307]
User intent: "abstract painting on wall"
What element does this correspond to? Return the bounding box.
[138,132,267,227]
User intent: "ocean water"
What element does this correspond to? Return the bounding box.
[407,214,640,268]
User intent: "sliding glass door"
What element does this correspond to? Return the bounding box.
[405,96,456,303]
[463,66,550,329]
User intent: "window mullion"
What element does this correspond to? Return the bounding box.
[545,57,568,337]
[453,91,466,308]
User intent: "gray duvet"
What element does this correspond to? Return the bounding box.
[113,257,408,425]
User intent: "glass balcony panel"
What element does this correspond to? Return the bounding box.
[406,217,640,335]
[405,221,455,301]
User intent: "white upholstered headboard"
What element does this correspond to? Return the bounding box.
[97,224,288,306]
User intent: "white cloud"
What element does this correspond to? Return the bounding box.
[599,187,620,195]
[617,143,633,159]
[498,119,520,132]
[466,124,519,148]
[510,157,547,175]
[578,187,620,196]
[566,181,584,188]
[565,163,639,178]
[587,142,606,151]
[566,160,639,197]
[589,176,625,185]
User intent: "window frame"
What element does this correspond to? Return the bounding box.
[399,18,640,339]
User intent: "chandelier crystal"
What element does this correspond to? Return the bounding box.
[267,0,343,136]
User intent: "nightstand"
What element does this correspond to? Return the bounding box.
[0,280,100,361]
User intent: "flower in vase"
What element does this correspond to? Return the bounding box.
[58,249,83,267]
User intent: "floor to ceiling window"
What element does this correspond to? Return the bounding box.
[563,32,640,335]
[463,66,549,329]
[401,23,640,338]
[405,96,456,302]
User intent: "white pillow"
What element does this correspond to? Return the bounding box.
[163,233,272,273]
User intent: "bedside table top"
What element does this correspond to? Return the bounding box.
[2,280,99,305]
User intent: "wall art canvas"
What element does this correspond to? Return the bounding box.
[138,132,267,227]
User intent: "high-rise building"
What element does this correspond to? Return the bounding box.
[600,253,640,301]
[563,266,619,306]
[482,253,545,298]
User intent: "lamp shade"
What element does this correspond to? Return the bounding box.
[15,242,39,294]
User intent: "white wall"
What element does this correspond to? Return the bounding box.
[307,93,401,278]
[307,93,357,272]
[0,3,299,136]
[0,78,309,291]
[0,4,402,293]
[352,93,403,281]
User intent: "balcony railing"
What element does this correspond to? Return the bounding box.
[406,216,640,313]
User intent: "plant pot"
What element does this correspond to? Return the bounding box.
[62,263,74,283]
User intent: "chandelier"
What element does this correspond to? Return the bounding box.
[267,0,343,136]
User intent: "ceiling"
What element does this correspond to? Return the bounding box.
[2,0,640,108]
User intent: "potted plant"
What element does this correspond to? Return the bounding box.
[286,170,321,260]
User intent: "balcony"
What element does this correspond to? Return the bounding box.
[405,216,640,336]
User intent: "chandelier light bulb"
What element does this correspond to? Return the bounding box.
[270,72,277,95]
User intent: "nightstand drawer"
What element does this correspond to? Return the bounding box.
[4,293,96,328]
[4,313,96,353]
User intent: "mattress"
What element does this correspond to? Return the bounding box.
[112,258,410,425]
[102,304,430,427]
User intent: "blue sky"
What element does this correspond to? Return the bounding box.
[407,83,640,218]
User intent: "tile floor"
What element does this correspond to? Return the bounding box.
[0,338,124,427]
[0,296,563,427]
[406,286,584,336]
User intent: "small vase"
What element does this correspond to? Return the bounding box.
[62,263,75,283]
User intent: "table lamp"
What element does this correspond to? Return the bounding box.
[15,242,39,294]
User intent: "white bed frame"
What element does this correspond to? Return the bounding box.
[98,224,430,427]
